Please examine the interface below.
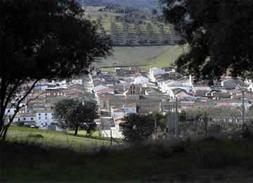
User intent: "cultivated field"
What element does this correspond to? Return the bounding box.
[97,45,185,70]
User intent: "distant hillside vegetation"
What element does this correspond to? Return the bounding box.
[79,0,158,9]
[84,5,182,46]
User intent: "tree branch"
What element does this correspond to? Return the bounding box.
[0,80,39,140]
[3,79,24,113]
[0,76,7,132]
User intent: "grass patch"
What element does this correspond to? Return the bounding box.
[2,137,253,182]
[6,126,112,151]
[27,134,44,139]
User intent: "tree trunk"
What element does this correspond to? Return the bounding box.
[0,80,38,141]
[0,98,5,136]
[1,128,7,141]
[2,122,11,141]
[0,115,3,135]
[74,125,78,136]
[0,118,3,137]
[0,76,7,136]
[0,115,5,140]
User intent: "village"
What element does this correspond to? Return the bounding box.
[5,66,253,139]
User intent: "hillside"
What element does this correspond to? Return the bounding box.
[97,45,185,69]
[84,5,181,46]
[79,0,158,9]
[6,126,111,151]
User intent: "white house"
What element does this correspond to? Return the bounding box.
[71,79,83,85]
[35,83,48,91]
[47,80,68,90]
[246,79,253,92]
[133,76,149,85]
[5,103,27,123]
[149,67,176,82]
[35,111,55,127]
[16,113,36,126]
[5,107,16,117]
[35,80,68,91]
[158,76,193,97]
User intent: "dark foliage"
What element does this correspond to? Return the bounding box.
[2,138,253,182]
[54,99,98,135]
[0,0,111,139]
[54,99,77,128]
[120,113,167,143]
[162,0,253,80]
[120,114,155,143]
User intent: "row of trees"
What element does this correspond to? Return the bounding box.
[110,21,175,46]
[121,107,249,143]
[93,7,178,46]
[53,103,245,141]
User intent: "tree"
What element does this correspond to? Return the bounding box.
[54,99,98,136]
[54,99,76,128]
[120,114,155,143]
[0,0,111,140]
[120,113,166,143]
[162,0,253,81]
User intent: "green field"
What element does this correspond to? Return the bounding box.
[6,126,111,151]
[97,45,185,70]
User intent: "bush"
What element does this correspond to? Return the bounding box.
[120,114,155,143]
[17,122,24,127]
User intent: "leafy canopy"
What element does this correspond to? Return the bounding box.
[162,0,253,80]
[120,113,166,143]
[0,0,111,139]
[54,99,98,135]
[0,0,111,81]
